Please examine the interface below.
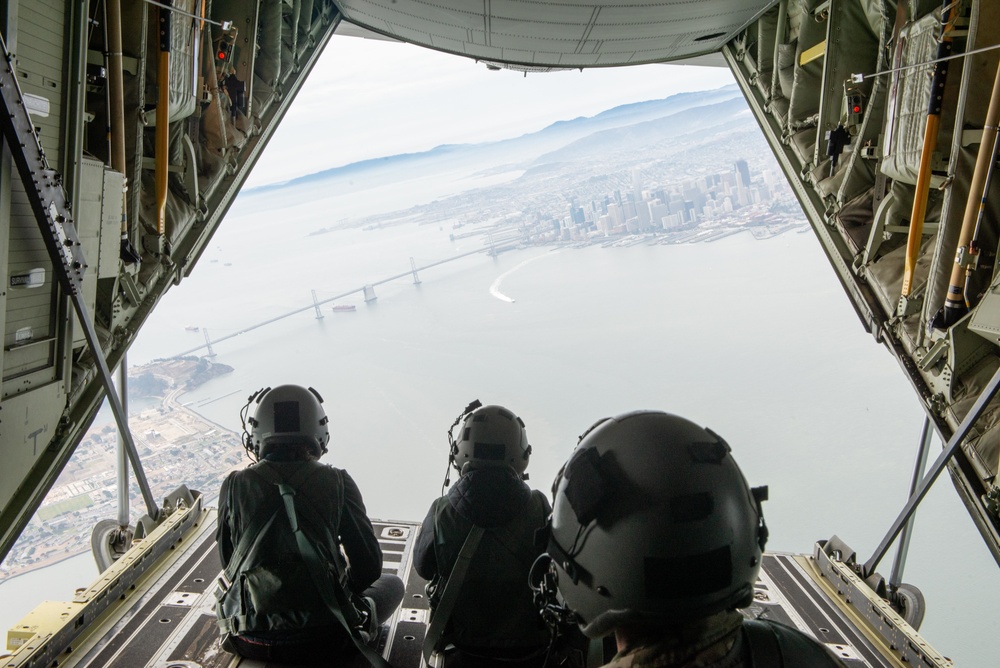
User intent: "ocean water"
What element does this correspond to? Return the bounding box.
[2,213,996,665]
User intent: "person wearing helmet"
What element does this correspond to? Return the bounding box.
[215,384,403,665]
[414,401,552,665]
[544,411,844,668]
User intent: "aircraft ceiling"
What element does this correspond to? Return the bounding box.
[334,0,778,67]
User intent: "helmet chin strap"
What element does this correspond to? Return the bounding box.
[442,399,482,493]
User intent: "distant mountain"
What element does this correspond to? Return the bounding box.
[532,97,754,164]
[245,84,743,195]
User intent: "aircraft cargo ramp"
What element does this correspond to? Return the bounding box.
[3,505,947,668]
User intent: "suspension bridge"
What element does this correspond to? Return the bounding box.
[171,242,516,358]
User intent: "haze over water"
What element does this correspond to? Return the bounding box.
[3,189,996,664]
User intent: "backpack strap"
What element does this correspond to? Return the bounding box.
[273,475,392,668]
[422,524,486,664]
[743,619,782,668]
[220,472,282,584]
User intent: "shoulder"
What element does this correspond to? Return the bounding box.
[746,620,845,666]
[529,488,552,512]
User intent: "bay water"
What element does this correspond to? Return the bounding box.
[1,187,996,665]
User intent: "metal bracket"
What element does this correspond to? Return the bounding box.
[916,338,949,371]
[897,292,924,318]
[0,32,159,520]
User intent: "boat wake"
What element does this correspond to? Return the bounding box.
[489,251,560,303]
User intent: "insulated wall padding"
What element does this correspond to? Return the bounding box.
[786,1,826,129]
[860,0,889,34]
[788,127,817,169]
[866,236,936,324]
[911,0,943,19]
[770,96,790,126]
[864,182,942,315]
[755,6,779,97]
[256,0,283,86]
[947,355,1000,482]
[880,12,946,186]
[776,40,796,99]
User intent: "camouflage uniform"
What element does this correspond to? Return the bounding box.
[604,611,845,668]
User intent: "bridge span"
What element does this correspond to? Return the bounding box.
[171,244,517,358]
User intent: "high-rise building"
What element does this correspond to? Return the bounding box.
[735,159,752,187]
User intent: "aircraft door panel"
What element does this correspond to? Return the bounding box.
[3,175,61,386]
[0,382,66,512]
[14,0,67,170]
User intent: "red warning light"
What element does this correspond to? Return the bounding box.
[218,50,227,60]
[853,105,861,113]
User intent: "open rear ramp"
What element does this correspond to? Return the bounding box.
[4,510,948,667]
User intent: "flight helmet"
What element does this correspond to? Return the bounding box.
[448,402,532,478]
[547,410,768,638]
[247,385,330,459]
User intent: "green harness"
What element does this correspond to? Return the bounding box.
[216,463,390,668]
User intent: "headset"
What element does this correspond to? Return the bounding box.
[240,387,270,462]
[441,399,482,494]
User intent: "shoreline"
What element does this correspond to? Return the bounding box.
[0,550,94,588]
[2,368,244,585]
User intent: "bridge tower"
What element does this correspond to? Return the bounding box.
[364,284,378,302]
[202,329,216,357]
[311,290,325,319]
[410,257,422,285]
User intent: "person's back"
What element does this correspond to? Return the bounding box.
[215,384,402,665]
[543,411,845,668]
[414,402,551,663]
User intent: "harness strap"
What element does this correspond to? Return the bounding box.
[274,477,391,668]
[222,510,279,584]
[422,525,486,664]
[743,619,782,668]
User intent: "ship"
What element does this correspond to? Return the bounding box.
[333,304,358,313]
[1,2,998,667]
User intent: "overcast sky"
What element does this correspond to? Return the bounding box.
[245,35,736,188]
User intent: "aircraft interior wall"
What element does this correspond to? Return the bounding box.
[0,0,343,565]
[727,0,1000,562]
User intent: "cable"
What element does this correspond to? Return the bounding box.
[853,41,1000,83]
[142,0,228,27]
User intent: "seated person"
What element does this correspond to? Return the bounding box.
[544,410,845,667]
[415,402,551,665]
[215,384,403,665]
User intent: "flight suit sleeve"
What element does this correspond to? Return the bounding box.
[338,469,384,593]
[413,503,439,581]
[215,473,235,566]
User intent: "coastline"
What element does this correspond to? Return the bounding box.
[1,359,244,584]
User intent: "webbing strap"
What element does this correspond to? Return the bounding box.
[275,482,392,668]
[222,510,279,584]
[422,525,486,664]
[743,619,782,668]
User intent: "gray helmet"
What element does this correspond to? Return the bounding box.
[548,410,768,638]
[249,385,330,459]
[451,404,531,477]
